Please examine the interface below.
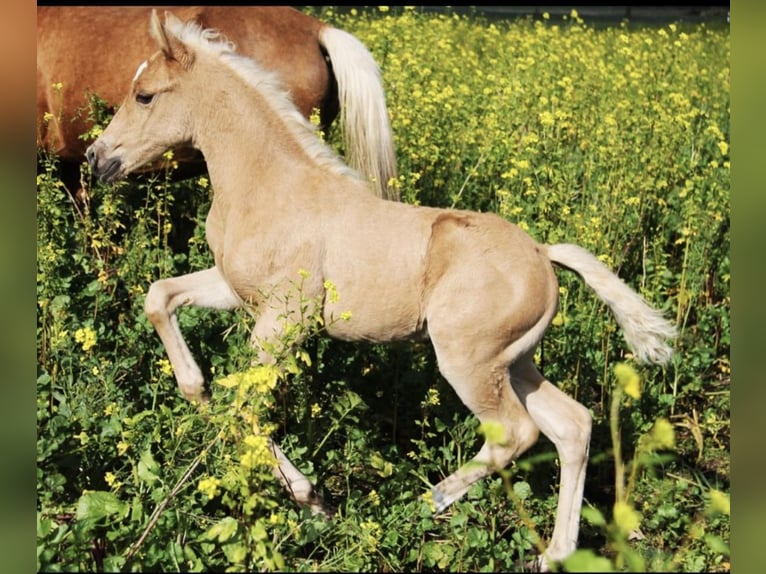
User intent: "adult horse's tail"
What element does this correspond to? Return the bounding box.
[319,26,399,201]
[546,243,676,365]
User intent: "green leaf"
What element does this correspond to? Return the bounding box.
[562,549,615,572]
[512,480,532,501]
[75,490,127,524]
[624,548,646,572]
[422,541,443,568]
[203,516,239,543]
[222,541,247,564]
[581,505,607,527]
[370,451,394,477]
[137,447,160,485]
[704,534,730,556]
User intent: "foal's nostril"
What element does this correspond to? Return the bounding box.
[85,146,96,168]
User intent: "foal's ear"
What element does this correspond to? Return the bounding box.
[149,9,195,69]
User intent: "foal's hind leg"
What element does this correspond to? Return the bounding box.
[510,359,592,568]
[426,336,541,513]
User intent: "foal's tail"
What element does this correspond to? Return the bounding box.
[546,243,676,365]
[319,26,399,201]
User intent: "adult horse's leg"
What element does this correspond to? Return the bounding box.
[144,267,241,402]
[510,361,592,569]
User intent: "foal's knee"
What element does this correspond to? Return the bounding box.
[144,281,168,324]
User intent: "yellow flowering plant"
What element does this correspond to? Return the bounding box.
[38,7,727,572]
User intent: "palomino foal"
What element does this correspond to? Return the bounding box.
[86,11,676,570]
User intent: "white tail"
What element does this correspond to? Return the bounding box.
[546,243,676,365]
[319,26,399,201]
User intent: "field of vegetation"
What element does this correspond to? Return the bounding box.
[36,7,729,572]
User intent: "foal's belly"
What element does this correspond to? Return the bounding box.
[323,294,427,344]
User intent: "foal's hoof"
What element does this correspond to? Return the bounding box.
[306,490,336,519]
[182,387,211,405]
[515,555,552,573]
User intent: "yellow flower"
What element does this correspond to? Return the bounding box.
[324,279,340,303]
[614,362,642,399]
[717,140,729,156]
[240,434,276,469]
[360,519,382,550]
[198,476,222,499]
[551,312,566,326]
[613,500,641,535]
[478,420,506,445]
[74,327,97,352]
[422,490,436,512]
[268,512,284,525]
[421,387,440,407]
[103,403,117,416]
[645,418,676,451]
[104,472,122,490]
[310,403,322,418]
[309,107,322,128]
[157,358,174,377]
[707,489,730,516]
[117,440,130,456]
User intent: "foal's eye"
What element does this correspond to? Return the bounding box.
[136,93,154,105]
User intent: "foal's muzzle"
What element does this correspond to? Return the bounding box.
[86,144,123,183]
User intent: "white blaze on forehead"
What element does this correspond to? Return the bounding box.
[132,60,148,82]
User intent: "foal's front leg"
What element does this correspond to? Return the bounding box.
[249,305,332,517]
[144,266,241,402]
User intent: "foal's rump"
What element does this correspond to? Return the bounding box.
[421,210,559,359]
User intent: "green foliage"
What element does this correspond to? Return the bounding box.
[37,7,728,572]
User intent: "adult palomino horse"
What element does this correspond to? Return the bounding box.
[87,12,676,570]
[37,6,398,200]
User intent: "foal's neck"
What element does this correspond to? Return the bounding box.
[193,76,311,197]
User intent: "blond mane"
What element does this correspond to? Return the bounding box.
[164,16,362,182]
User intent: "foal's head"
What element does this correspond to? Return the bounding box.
[88,9,362,186]
[86,11,224,181]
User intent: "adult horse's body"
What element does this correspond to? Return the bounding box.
[87,12,676,570]
[37,6,398,199]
